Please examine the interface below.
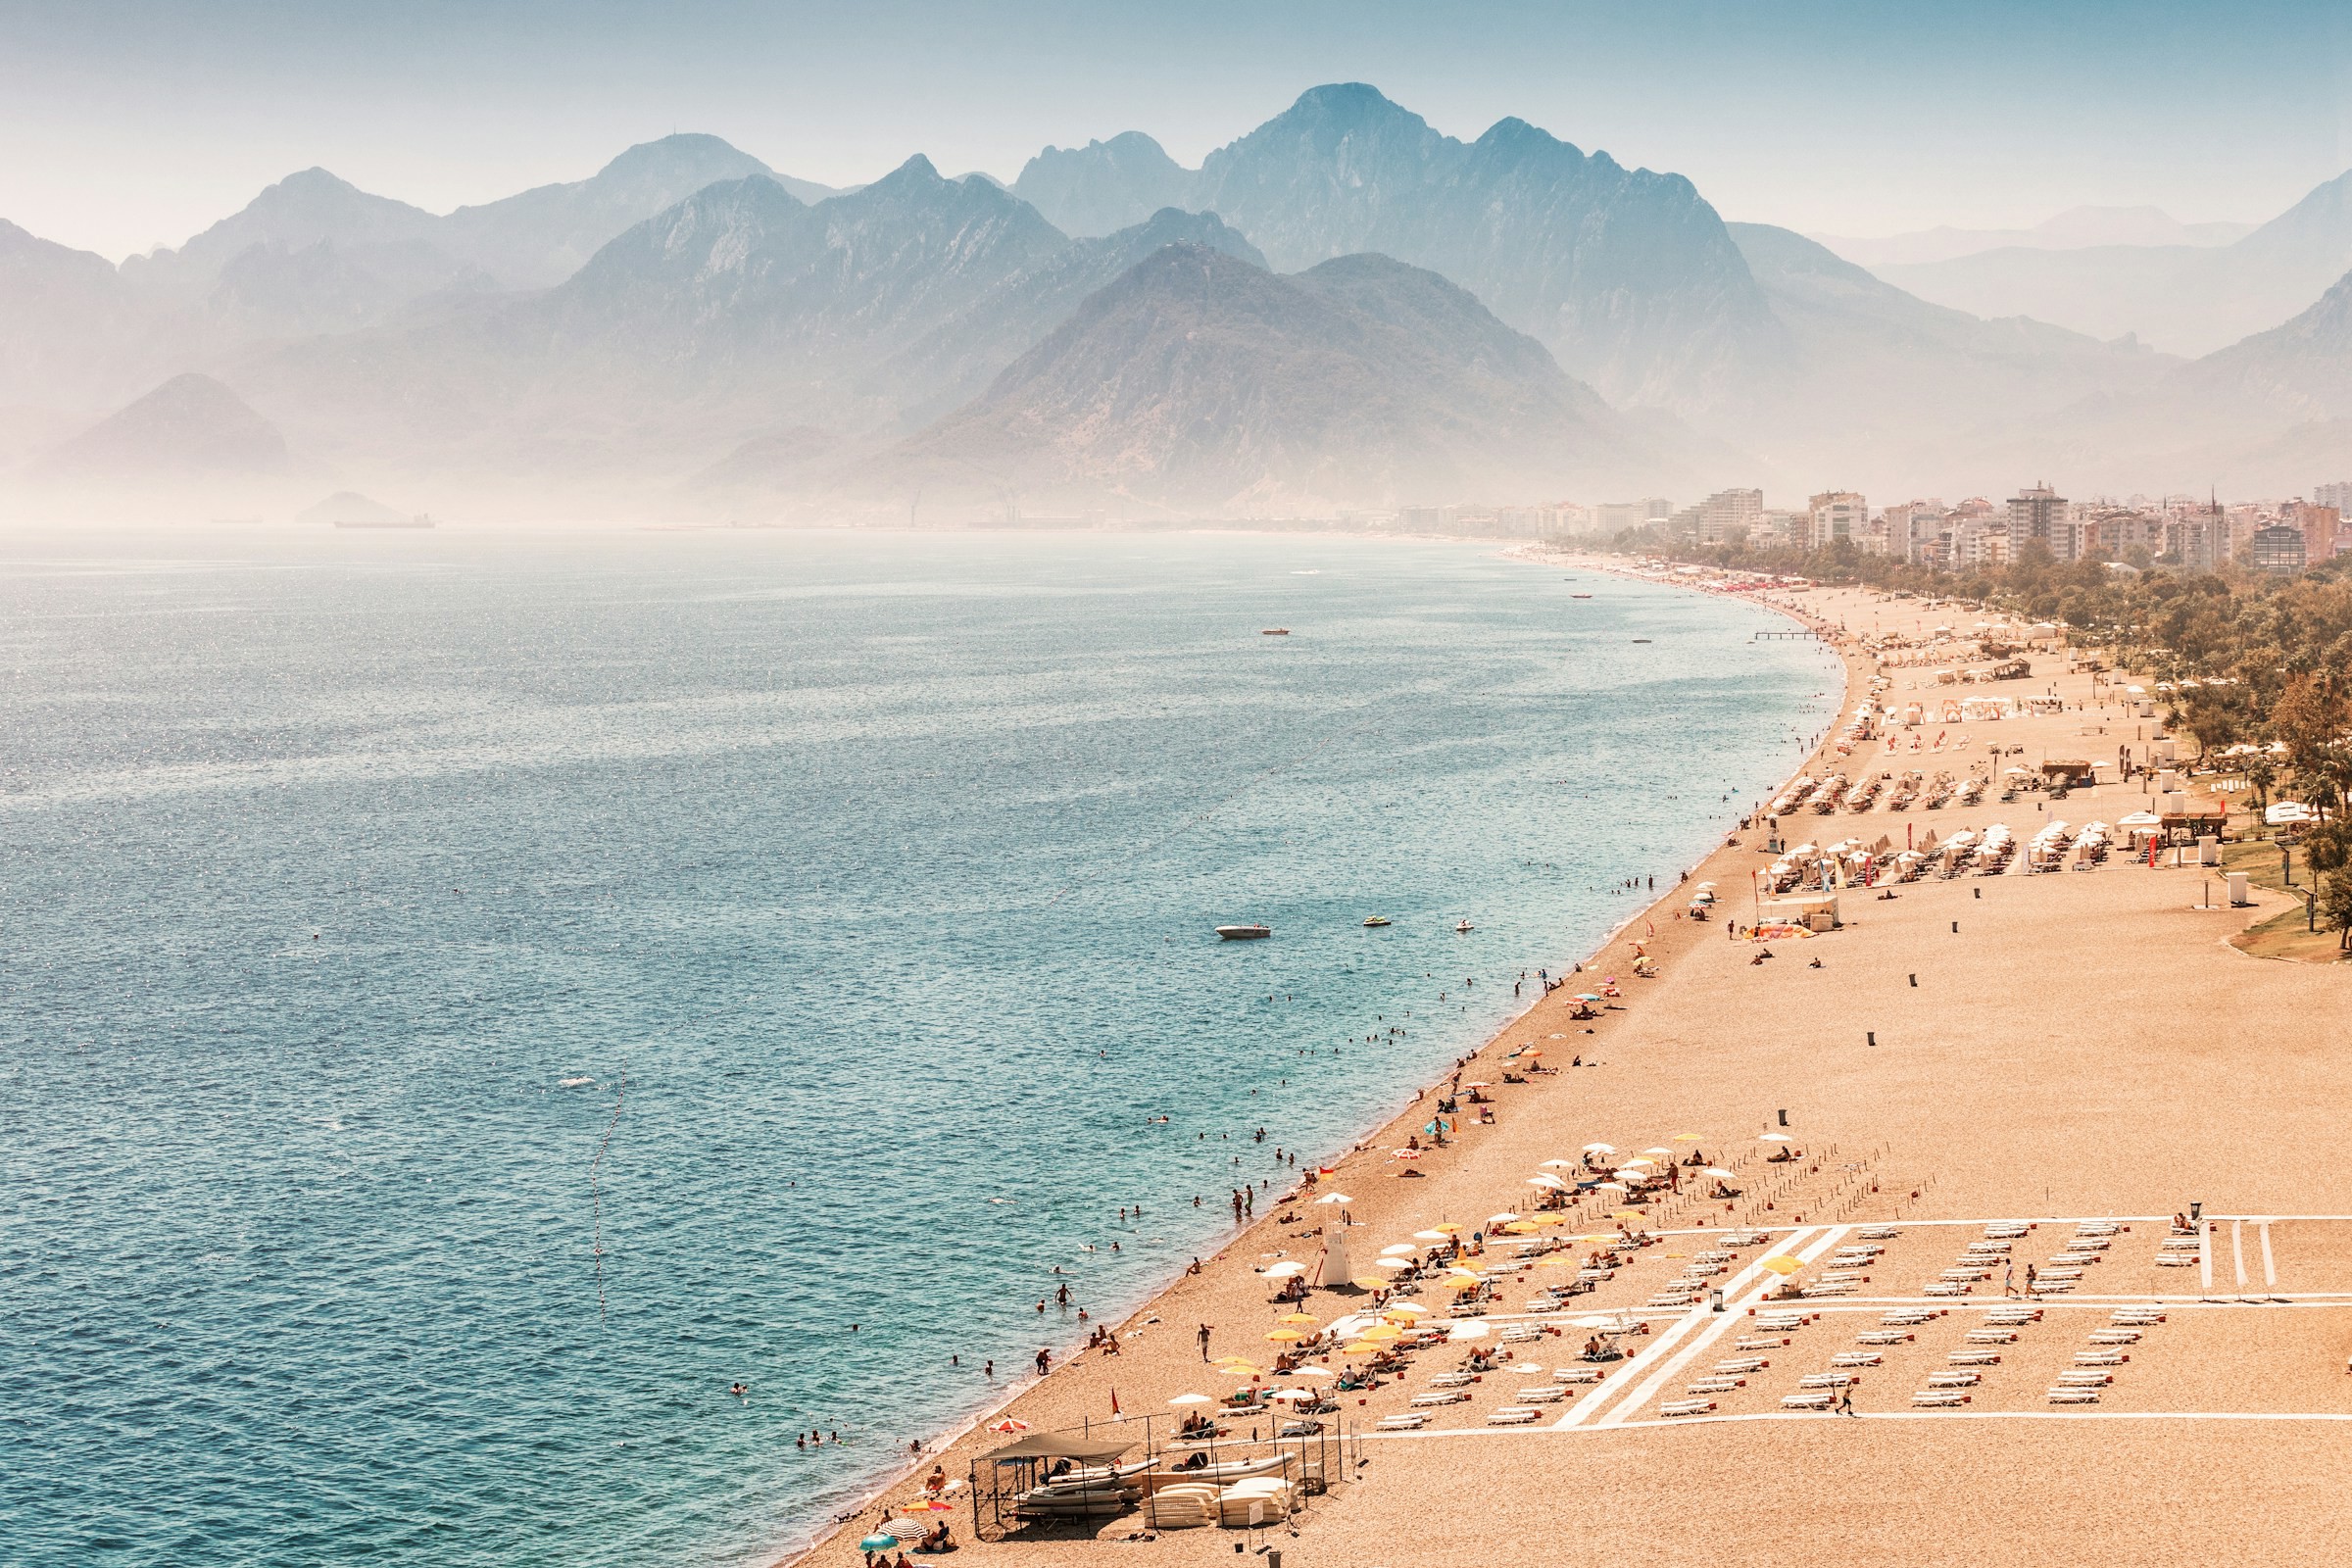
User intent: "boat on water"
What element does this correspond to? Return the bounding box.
[1454,918,1474,934]
[1362,915,1391,928]
[1261,628,1290,636]
[1216,924,1272,940]
[1571,593,1592,599]
[1631,637,1652,643]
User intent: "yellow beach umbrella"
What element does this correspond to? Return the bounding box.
[1504,1220,1539,1234]
[1432,1222,1465,1236]
[1673,1133,1703,1142]
[1341,1340,1380,1354]
[1278,1312,1319,1326]
[1759,1255,1805,1275]
[1263,1329,1303,1343]
[1612,1209,1643,1221]
[1351,1275,1390,1291]
[1357,1324,1401,1342]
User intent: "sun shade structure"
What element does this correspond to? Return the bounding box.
[1759,1256,1805,1275]
[987,1431,1137,1463]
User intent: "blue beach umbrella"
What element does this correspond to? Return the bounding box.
[860,1535,899,1552]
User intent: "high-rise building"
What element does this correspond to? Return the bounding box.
[2006,484,2073,561]
[2247,524,2308,573]
[1807,490,1867,550]
[2315,481,2352,514]
[1698,487,1764,544]
[2285,501,2340,561]
[1882,501,1947,564]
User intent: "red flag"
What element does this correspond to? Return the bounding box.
[1110,1387,1120,1415]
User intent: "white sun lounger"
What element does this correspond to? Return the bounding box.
[1911,1391,1969,1407]
[1781,1392,1837,1410]
[1736,1337,1789,1351]
[1798,1373,1856,1390]
[2087,1330,2140,1346]
[1756,1313,1809,1331]
[1984,1224,2028,1239]
[1802,1283,1855,1298]
[1488,1406,1542,1425]
[1555,1367,1607,1384]
[1942,1268,1991,1281]
[1964,1330,2017,1345]
[1713,1357,1768,1374]
[1410,1391,1470,1407]
[2068,1237,2111,1251]
[1516,1386,1567,1402]
[1427,1372,1474,1388]
[2074,1350,2128,1366]
[1881,1309,1936,1326]
[2075,1221,2118,1235]
[1855,1331,1913,1347]
[2035,1280,2076,1294]
[1985,1308,2041,1326]
[1375,1414,1427,1430]
[2047,1388,2100,1404]
[1830,1352,1882,1368]
[1659,1399,1716,1418]
[1948,1350,2002,1366]
[2154,1253,2198,1266]
[1923,1282,1968,1297]
[2056,1371,2111,1387]
[1925,1371,1981,1388]
[1686,1377,1744,1395]
[2110,1310,2165,1325]
[1857,1226,1902,1241]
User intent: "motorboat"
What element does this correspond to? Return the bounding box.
[1454,919,1474,934]
[1216,924,1272,940]
[1362,915,1392,927]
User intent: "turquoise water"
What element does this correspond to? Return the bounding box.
[0,527,1838,1567]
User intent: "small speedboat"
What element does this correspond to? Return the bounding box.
[1362,915,1391,928]
[1261,628,1291,636]
[1631,637,1652,643]
[1454,919,1474,934]
[1216,924,1272,940]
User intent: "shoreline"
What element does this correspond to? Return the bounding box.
[779,552,1856,1565]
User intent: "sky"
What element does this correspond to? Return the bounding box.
[4,0,2350,260]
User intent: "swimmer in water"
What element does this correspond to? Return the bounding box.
[730,1382,748,1400]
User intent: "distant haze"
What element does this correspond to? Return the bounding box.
[1,0,2344,261]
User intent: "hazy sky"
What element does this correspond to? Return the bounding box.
[5,0,2350,259]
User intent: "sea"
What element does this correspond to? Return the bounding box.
[0,525,1839,1568]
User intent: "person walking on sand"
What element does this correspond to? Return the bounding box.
[1198,1323,1212,1361]
[1838,1388,1856,1418]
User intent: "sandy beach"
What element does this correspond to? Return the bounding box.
[803,570,2352,1567]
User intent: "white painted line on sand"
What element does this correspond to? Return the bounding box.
[1592,1225,1849,1430]
[1553,1227,1817,1430]
[2262,1222,2278,1289]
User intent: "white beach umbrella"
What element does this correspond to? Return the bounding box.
[1264,1261,1307,1278]
[1379,1244,1418,1256]
[1169,1394,1212,1405]
[1374,1256,1413,1270]
[1594,1182,1628,1193]
[1582,1143,1615,1153]
[1702,1167,1738,1178]
[1758,1133,1793,1143]
[1527,1175,1568,1190]
[1540,1158,1578,1170]
[1412,1230,1450,1242]
[1291,1365,1336,1378]
[1443,1320,1490,1341]
[1313,1193,1352,1204]
[1488,1212,1519,1225]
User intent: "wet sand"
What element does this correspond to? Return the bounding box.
[796,575,2352,1566]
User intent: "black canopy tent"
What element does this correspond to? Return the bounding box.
[971,1431,1140,1541]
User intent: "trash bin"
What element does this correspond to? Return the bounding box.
[2227,872,2249,907]
[2197,836,2220,866]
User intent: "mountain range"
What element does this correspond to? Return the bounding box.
[8,83,2352,515]
[1815,205,2253,270]
[1864,172,2352,357]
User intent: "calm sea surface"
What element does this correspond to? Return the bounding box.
[1,527,1838,1567]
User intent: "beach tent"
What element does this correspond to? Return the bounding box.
[1319,1227,1351,1285]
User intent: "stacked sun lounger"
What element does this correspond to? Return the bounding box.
[1947,1349,2001,1367]
[1855,1330,1913,1347]
[1755,1311,1810,1331]
[1829,1352,1882,1368]
[2111,1307,2165,1327]
[1983,1223,2028,1240]
[1659,1398,1715,1417]
[1488,1406,1542,1425]
[1555,1367,1609,1385]
[1781,1391,1837,1410]
[1374,1413,1426,1431]
[1409,1391,1469,1407]
[1881,1308,1936,1326]
[1911,1390,1969,1407]
[1685,1376,1744,1396]
[1985,1306,2041,1327]
[1713,1356,1769,1375]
